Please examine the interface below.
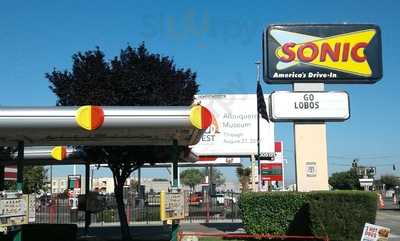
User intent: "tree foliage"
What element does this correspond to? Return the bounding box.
[329,168,361,190]
[180,168,204,191]
[46,43,198,240]
[202,168,225,187]
[379,175,400,190]
[47,44,198,106]
[23,166,48,193]
[236,167,251,192]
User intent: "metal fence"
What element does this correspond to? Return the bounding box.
[33,191,241,225]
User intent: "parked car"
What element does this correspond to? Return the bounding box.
[214,193,225,205]
[189,192,203,205]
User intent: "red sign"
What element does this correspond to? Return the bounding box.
[261,163,282,181]
[4,165,17,181]
[275,141,282,153]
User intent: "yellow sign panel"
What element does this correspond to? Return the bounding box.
[160,191,186,221]
[275,29,376,77]
[0,194,34,231]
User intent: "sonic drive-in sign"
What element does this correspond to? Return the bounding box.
[263,24,382,83]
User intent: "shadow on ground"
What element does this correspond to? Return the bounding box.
[78,222,244,241]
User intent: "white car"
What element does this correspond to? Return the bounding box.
[214,194,225,205]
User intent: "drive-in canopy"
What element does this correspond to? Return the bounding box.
[0,105,212,146]
[0,146,199,165]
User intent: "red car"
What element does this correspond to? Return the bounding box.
[189,192,203,205]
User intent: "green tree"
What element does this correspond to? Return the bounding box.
[329,168,361,190]
[46,43,198,240]
[23,166,48,193]
[180,168,204,192]
[380,175,400,190]
[236,167,251,192]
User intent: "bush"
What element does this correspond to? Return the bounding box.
[239,191,377,241]
[307,191,377,241]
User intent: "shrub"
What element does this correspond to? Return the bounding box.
[307,191,377,241]
[239,192,306,234]
[239,191,377,241]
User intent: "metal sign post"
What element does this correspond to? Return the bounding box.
[10,141,25,241]
[171,141,180,241]
[251,155,258,191]
[85,162,90,235]
[0,165,4,191]
[293,83,329,191]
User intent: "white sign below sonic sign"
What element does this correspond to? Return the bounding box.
[270,91,350,121]
[191,94,274,156]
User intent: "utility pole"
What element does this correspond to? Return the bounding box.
[255,61,262,192]
[50,165,53,196]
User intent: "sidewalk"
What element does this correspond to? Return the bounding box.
[78,221,243,241]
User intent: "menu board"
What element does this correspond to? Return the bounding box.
[0,193,35,232]
[160,192,185,221]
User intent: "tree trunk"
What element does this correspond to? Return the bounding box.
[114,177,131,241]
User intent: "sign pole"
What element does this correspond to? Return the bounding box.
[0,165,4,191]
[282,159,286,190]
[256,61,262,192]
[50,165,53,196]
[250,155,257,191]
[13,141,24,241]
[293,83,329,191]
[137,167,141,195]
[16,141,24,192]
[84,161,90,235]
[171,140,179,241]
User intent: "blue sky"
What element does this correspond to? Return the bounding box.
[0,0,399,184]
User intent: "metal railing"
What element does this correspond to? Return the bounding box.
[33,191,241,225]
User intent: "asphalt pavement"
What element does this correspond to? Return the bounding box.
[76,210,400,241]
[376,210,400,241]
